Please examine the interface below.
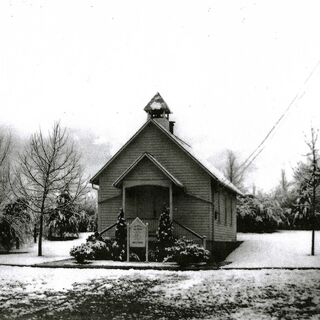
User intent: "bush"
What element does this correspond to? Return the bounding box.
[0,219,17,252]
[70,243,94,263]
[165,238,210,266]
[113,209,127,260]
[77,211,90,232]
[237,195,284,233]
[112,240,126,261]
[0,198,32,251]
[148,250,157,262]
[85,232,113,260]
[71,230,128,262]
[89,240,113,260]
[156,207,174,261]
[86,232,104,243]
[47,190,79,240]
[78,211,98,232]
[88,214,98,232]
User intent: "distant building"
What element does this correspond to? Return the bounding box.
[90,93,242,255]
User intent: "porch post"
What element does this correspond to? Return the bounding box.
[169,182,173,220]
[122,185,126,212]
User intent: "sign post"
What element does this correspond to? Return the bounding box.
[126,222,130,262]
[127,217,149,262]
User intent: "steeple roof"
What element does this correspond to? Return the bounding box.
[144,92,171,114]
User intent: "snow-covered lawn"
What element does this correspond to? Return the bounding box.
[1,231,320,268]
[0,266,319,319]
[224,230,320,268]
[0,233,92,265]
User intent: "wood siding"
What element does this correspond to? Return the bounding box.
[97,121,236,242]
[99,196,122,237]
[212,182,237,242]
[173,192,210,237]
[97,121,211,235]
[125,157,168,182]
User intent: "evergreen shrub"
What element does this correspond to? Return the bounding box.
[156,207,174,261]
[70,243,94,263]
[165,238,210,266]
[113,208,127,261]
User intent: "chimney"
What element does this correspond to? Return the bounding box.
[169,121,175,134]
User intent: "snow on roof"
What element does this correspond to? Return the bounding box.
[153,120,243,195]
[90,118,242,195]
[144,93,171,114]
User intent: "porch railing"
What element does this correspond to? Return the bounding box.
[99,217,206,249]
[173,219,207,249]
[99,222,117,237]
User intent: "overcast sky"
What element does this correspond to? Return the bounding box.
[1,0,320,191]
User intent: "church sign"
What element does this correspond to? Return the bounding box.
[127,217,149,262]
[130,218,146,247]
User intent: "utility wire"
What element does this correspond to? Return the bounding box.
[237,59,320,176]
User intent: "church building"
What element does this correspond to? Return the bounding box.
[90,93,242,255]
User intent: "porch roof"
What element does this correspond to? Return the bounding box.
[113,153,184,188]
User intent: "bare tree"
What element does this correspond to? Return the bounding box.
[273,169,291,201]
[305,128,320,255]
[0,130,12,204]
[11,123,88,256]
[280,169,289,195]
[222,150,247,190]
[294,128,320,255]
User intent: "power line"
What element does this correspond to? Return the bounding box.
[237,58,320,176]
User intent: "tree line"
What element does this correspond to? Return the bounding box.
[1,122,319,256]
[223,128,320,254]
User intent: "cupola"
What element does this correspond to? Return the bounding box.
[144,93,175,133]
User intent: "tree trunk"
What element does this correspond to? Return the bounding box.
[38,213,43,256]
[311,145,316,256]
[33,224,37,243]
[311,228,315,256]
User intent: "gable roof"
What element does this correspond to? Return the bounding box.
[113,152,184,188]
[90,119,242,195]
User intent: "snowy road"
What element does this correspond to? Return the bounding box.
[0,266,319,319]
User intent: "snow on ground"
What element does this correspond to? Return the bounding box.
[224,230,320,268]
[0,233,92,265]
[1,230,320,268]
[0,266,142,292]
[0,266,319,319]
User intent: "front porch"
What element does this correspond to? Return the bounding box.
[123,184,172,237]
[101,183,207,247]
[101,152,207,247]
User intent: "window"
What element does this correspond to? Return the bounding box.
[230,198,233,226]
[215,192,221,223]
[224,194,228,225]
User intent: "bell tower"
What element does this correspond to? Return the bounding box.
[144,93,175,133]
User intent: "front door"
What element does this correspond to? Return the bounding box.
[126,185,169,234]
[135,185,168,218]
